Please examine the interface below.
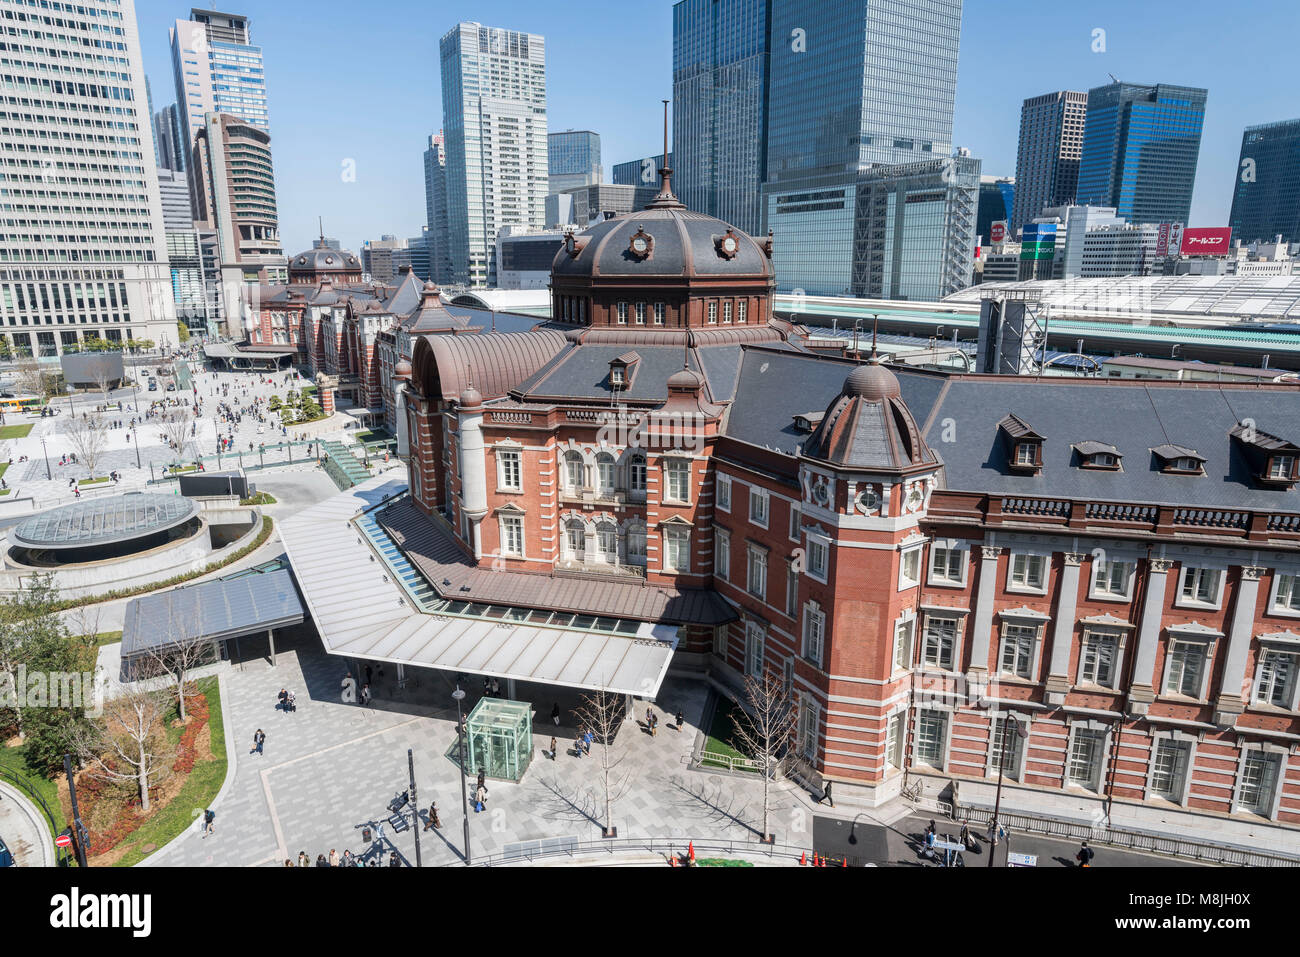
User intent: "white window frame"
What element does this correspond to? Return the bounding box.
[1146,732,1195,805]
[920,613,961,672]
[714,528,730,580]
[1161,636,1214,700]
[595,521,618,564]
[986,714,1030,782]
[662,457,691,504]
[1268,571,1300,617]
[662,526,690,573]
[1233,745,1287,819]
[885,711,906,769]
[653,302,665,325]
[712,623,729,657]
[1007,551,1048,594]
[1077,627,1125,689]
[496,448,522,492]
[563,450,584,492]
[716,473,731,512]
[498,514,524,557]
[1064,723,1109,793]
[998,620,1042,680]
[737,299,748,324]
[707,301,717,324]
[746,544,767,599]
[802,600,825,666]
[798,698,819,759]
[628,453,647,493]
[928,539,968,587]
[1253,646,1300,711]
[616,301,627,324]
[805,533,830,584]
[788,506,801,542]
[748,486,769,529]
[914,709,950,770]
[635,302,646,325]
[595,452,616,497]
[563,519,585,561]
[744,621,765,677]
[626,523,647,564]
[892,614,915,674]
[1176,564,1225,610]
[785,561,799,618]
[898,545,923,591]
[1089,557,1136,601]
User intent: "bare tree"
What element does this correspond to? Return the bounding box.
[13,355,44,396]
[64,409,111,480]
[143,600,211,722]
[574,688,631,838]
[730,669,798,843]
[160,409,192,464]
[75,682,175,812]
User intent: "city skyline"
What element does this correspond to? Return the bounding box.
[132,0,1300,260]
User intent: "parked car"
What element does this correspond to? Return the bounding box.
[0,837,13,867]
[147,378,157,392]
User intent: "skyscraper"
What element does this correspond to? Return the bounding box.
[439,22,548,287]
[154,104,188,173]
[976,176,1015,243]
[0,0,176,356]
[761,0,963,295]
[672,0,770,235]
[548,131,601,193]
[423,133,452,285]
[613,153,672,187]
[1229,118,1300,245]
[1076,81,1207,225]
[170,8,269,150]
[1012,91,1086,230]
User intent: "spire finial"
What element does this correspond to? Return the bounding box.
[646,99,683,209]
[871,314,879,359]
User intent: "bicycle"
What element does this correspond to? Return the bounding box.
[900,778,924,803]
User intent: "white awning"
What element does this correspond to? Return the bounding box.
[280,474,678,697]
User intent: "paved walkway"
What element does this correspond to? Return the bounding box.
[0,779,54,867]
[145,630,819,867]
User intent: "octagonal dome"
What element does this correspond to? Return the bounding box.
[289,247,363,276]
[551,206,774,282]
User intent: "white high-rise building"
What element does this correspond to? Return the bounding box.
[170,9,269,150]
[0,0,176,357]
[439,22,548,287]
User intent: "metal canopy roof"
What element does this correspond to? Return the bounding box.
[11,493,197,550]
[120,566,304,659]
[280,476,680,698]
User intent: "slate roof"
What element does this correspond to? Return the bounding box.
[551,206,773,281]
[379,497,734,626]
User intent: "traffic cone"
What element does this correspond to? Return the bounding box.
[800,851,806,866]
[669,853,677,867]
[841,857,847,867]
[688,841,695,863]
[812,852,819,867]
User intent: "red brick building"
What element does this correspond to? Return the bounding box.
[372,169,1300,847]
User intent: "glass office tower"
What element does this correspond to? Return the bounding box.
[761,0,963,295]
[1229,119,1300,245]
[672,0,771,236]
[1012,91,1086,230]
[548,131,602,193]
[1076,82,1207,226]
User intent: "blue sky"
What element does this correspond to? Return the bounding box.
[135,0,1300,257]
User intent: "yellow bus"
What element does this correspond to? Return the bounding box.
[0,396,43,415]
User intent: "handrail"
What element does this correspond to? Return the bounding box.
[0,758,64,843]
[454,835,813,867]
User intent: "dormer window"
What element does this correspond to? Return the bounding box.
[1073,441,1122,471]
[1230,422,1300,488]
[792,411,824,433]
[999,413,1043,474]
[1151,444,1205,475]
[609,352,639,391]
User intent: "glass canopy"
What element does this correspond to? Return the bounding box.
[462,697,534,783]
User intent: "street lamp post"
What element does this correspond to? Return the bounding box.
[131,423,140,469]
[40,435,50,481]
[988,714,1028,868]
[67,383,76,417]
[408,748,422,868]
[452,686,471,866]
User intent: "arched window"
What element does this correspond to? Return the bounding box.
[564,519,586,560]
[628,451,647,493]
[596,521,618,563]
[563,450,584,491]
[595,452,616,496]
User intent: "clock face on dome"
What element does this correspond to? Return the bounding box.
[631,235,649,255]
[721,236,737,255]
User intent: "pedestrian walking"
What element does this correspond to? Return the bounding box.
[819,780,835,807]
[574,734,584,758]
[551,702,560,726]
[297,850,309,867]
[425,802,441,831]
[475,783,488,812]
[286,690,296,713]
[388,851,401,867]
[329,848,338,867]
[1076,840,1094,868]
[277,688,287,712]
[549,736,558,760]
[252,728,265,755]
[582,729,592,755]
[361,683,372,706]
[675,709,684,730]
[202,808,215,837]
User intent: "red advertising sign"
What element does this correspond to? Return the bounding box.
[1180,226,1232,256]
[990,221,1006,244]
